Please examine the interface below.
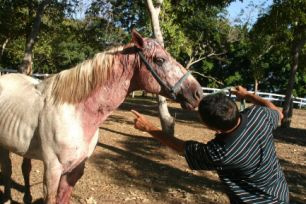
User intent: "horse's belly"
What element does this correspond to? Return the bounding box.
[0,113,41,158]
[0,78,43,157]
[0,125,39,157]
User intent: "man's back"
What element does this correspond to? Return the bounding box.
[185,106,289,203]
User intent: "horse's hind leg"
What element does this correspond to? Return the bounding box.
[0,148,12,204]
[56,161,86,204]
[22,158,32,204]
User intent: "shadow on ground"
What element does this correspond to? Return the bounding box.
[274,127,306,146]
[0,173,44,204]
[0,173,26,204]
[280,159,306,204]
[274,126,306,203]
[93,127,227,204]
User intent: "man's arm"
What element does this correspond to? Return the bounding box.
[231,86,284,120]
[131,110,185,155]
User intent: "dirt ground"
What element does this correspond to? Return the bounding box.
[1,96,306,204]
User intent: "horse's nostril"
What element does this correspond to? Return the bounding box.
[194,89,203,101]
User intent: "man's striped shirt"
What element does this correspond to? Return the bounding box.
[184,106,289,204]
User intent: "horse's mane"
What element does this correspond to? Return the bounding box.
[49,46,127,104]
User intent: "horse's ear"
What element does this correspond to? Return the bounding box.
[131,28,144,50]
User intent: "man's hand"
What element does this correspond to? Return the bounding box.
[131,110,158,132]
[131,110,186,154]
[231,86,249,100]
[230,85,284,121]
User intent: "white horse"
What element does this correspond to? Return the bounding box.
[0,29,203,204]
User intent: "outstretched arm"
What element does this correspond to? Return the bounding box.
[131,110,185,155]
[231,86,284,120]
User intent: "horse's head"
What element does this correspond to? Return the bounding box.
[131,29,203,110]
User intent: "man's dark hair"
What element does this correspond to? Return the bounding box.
[198,93,240,131]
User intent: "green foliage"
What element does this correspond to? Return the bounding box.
[225,71,242,85]
[1,37,25,68]
[0,0,306,99]
[159,0,245,88]
[0,0,128,73]
[251,0,306,97]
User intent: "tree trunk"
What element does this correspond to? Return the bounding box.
[19,0,50,75]
[146,0,164,43]
[0,38,10,62]
[254,78,259,95]
[281,39,306,127]
[158,95,175,136]
[145,0,174,137]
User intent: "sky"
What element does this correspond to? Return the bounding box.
[73,0,91,19]
[226,0,273,25]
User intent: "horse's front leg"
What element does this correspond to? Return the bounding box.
[22,158,32,204]
[56,161,86,204]
[43,159,62,204]
[0,148,12,204]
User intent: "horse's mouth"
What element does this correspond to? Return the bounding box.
[180,101,195,110]
[174,93,197,110]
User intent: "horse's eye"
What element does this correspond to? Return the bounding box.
[154,57,165,66]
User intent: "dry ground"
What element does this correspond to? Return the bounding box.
[1,96,305,204]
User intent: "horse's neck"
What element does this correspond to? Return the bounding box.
[77,57,137,137]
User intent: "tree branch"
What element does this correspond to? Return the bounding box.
[257,45,274,60]
[186,56,207,69]
[191,71,224,86]
[0,38,10,62]
[186,52,226,69]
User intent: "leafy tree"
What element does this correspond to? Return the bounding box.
[254,0,306,127]
[87,0,149,33]
[18,0,83,74]
[0,0,127,74]
[19,0,52,74]
[247,28,274,93]
[0,1,28,62]
[158,1,250,89]
[49,17,127,73]
[81,16,128,49]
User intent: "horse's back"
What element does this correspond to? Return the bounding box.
[0,73,40,89]
[0,73,44,157]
